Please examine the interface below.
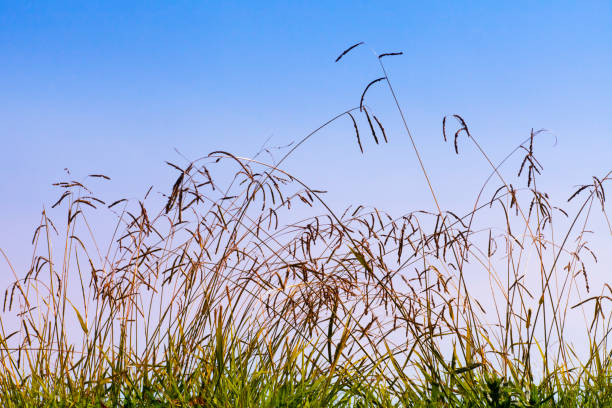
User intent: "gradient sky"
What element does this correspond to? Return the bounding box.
[1,1,611,272]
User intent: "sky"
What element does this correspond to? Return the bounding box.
[1,1,611,276]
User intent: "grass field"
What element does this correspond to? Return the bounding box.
[1,45,611,407]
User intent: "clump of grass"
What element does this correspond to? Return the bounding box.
[1,43,611,407]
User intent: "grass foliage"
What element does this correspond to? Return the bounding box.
[1,43,611,407]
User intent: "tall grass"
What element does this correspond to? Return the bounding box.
[1,43,611,407]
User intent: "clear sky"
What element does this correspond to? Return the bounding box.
[1,1,611,271]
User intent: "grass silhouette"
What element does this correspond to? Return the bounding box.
[1,43,610,407]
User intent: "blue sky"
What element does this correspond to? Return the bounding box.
[1,1,611,269]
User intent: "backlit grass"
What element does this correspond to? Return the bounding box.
[1,43,611,407]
